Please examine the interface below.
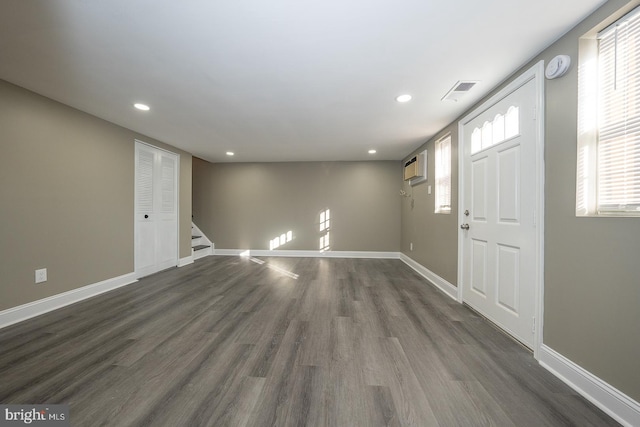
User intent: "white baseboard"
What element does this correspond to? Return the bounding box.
[399,253,458,300]
[178,255,194,267]
[212,249,400,259]
[539,345,640,427]
[193,246,213,260]
[0,272,137,330]
[250,249,400,259]
[213,249,246,256]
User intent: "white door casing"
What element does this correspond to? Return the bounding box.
[457,62,544,353]
[135,141,179,278]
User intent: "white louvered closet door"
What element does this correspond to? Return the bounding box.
[135,142,179,278]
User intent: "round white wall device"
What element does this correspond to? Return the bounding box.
[545,55,571,79]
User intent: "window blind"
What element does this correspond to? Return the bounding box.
[597,8,640,213]
[435,135,452,213]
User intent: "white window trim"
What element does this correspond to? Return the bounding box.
[435,134,452,214]
[577,5,640,217]
[577,35,599,216]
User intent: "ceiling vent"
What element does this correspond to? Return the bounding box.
[441,80,478,102]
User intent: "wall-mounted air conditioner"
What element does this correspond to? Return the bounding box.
[404,150,427,186]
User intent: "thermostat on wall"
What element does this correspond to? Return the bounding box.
[545,55,571,79]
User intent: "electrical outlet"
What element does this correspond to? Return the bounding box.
[428,185,432,195]
[35,268,47,284]
[410,243,413,251]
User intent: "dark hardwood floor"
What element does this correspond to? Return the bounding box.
[0,256,619,426]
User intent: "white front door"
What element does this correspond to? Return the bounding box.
[135,141,179,278]
[459,64,543,349]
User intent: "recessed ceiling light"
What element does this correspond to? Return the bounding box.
[368,149,377,154]
[226,151,235,156]
[395,94,412,103]
[134,103,150,111]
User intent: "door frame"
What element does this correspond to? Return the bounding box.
[134,140,181,278]
[456,61,545,358]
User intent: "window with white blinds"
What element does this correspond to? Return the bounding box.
[435,135,452,213]
[596,7,640,214]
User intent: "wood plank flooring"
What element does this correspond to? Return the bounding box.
[0,256,619,426]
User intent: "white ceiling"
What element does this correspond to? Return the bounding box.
[0,0,606,163]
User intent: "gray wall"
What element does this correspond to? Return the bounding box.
[541,0,640,402]
[0,79,192,312]
[401,0,640,401]
[193,159,401,252]
[400,127,459,286]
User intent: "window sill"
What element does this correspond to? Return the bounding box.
[576,212,640,218]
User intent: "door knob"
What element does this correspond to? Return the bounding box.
[460,223,470,230]
[144,214,149,219]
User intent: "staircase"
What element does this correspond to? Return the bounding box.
[191,222,213,260]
